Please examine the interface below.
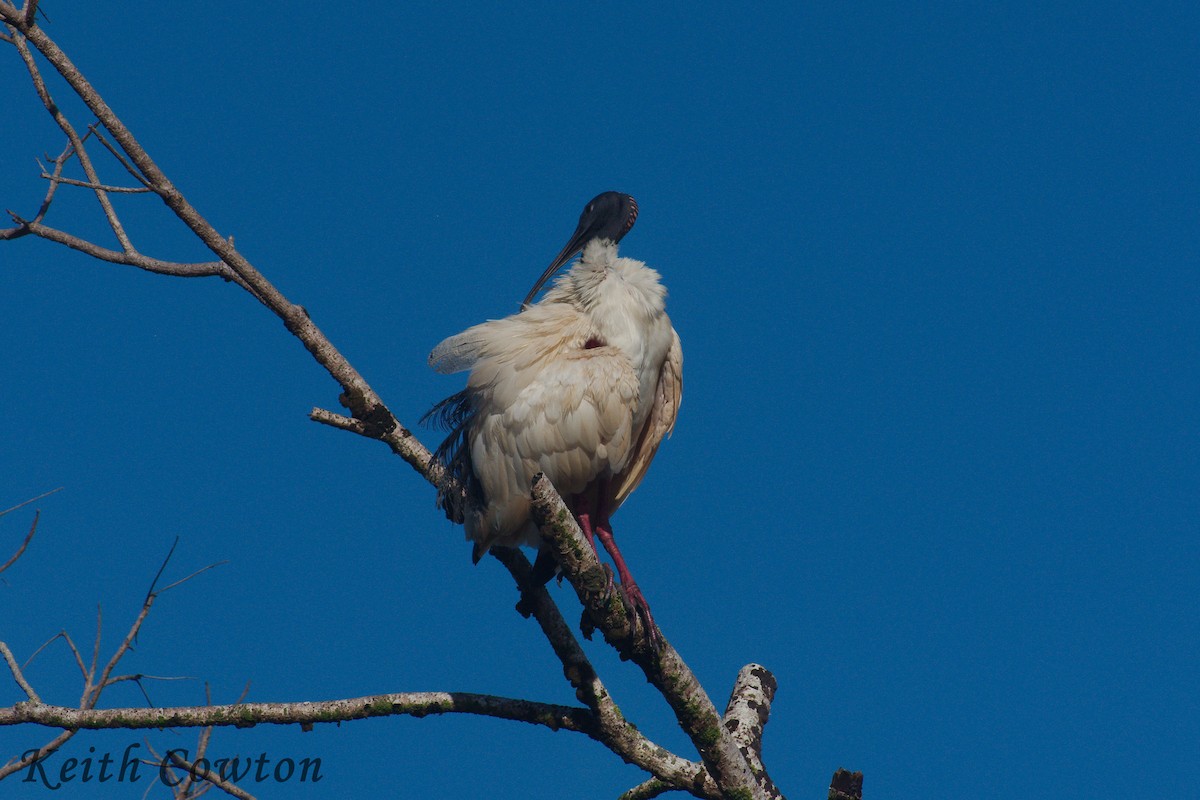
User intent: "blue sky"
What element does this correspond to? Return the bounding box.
[2,1,1197,797]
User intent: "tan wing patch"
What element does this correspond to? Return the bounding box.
[613,328,682,506]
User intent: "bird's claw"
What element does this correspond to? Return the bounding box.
[600,563,616,601]
[618,580,663,650]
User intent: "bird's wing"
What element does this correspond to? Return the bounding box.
[429,329,488,374]
[613,328,683,506]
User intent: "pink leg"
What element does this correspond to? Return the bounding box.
[594,518,661,647]
[574,504,598,554]
[572,497,615,598]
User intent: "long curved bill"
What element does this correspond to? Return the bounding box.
[521,221,592,308]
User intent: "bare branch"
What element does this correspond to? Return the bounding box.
[309,407,370,436]
[491,548,720,799]
[61,633,87,683]
[0,145,71,237]
[0,487,62,519]
[176,684,217,798]
[102,673,195,689]
[39,173,151,193]
[7,26,134,251]
[723,665,781,798]
[829,769,863,800]
[168,751,256,800]
[0,730,75,780]
[619,778,677,800]
[0,642,41,702]
[83,539,196,707]
[156,561,228,595]
[0,510,38,575]
[0,692,593,733]
[87,604,101,700]
[528,475,768,799]
[88,123,151,187]
[3,216,245,281]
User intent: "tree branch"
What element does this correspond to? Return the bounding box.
[0,643,40,703]
[0,692,593,734]
[7,23,134,252]
[0,511,38,576]
[38,172,151,192]
[828,769,863,800]
[3,216,243,281]
[166,749,256,800]
[620,777,677,800]
[722,665,781,798]
[528,475,773,800]
[491,547,721,798]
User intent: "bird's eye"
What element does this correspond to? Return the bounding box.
[586,203,595,214]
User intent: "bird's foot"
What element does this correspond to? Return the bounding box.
[618,580,662,650]
[600,562,616,600]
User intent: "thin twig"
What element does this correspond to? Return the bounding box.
[0,642,41,702]
[619,778,677,800]
[157,560,228,595]
[0,487,62,518]
[88,123,151,187]
[168,751,256,800]
[8,27,135,252]
[87,604,101,699]
[40,173,151,193]
[177,684,216,798]
[0,144,71,234]
[0,510,38,575]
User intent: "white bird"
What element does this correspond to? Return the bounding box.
[424,192,682,637]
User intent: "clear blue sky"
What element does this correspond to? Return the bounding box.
[2,2,1197,797]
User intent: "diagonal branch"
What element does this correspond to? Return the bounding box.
[528,475,773,800]
[0,643,40,703]
[0,511,38,576]
[491,548,720,798]
[167,749,255,800]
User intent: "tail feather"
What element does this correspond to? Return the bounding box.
[421,389,483,526]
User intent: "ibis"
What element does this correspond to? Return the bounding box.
[424,191,682,639]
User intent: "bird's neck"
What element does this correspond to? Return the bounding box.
[546,239,666,323]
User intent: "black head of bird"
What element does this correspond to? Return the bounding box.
[522,191,639,307]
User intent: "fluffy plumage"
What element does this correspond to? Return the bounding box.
[424,238,682,561]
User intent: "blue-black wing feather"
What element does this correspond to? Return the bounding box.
[420,389,483,526]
